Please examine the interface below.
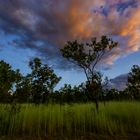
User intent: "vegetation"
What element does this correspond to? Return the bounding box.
[124,65,140,100]
[0,36,140,139]
[61,36,118,110]
[28,58,61,103]
[0,36,139,105]
[0,102,140,140]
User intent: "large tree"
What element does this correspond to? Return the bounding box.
[61,36,118,109]
[29,58,61,103]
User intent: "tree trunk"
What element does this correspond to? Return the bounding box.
[95,99,99,113]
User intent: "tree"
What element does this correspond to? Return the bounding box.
[0,60,19,102]
[58,84,88,103]
[14,74,32,103]
[59,84,74,103]
[29,58,61,103]
[61,36,118,110]
[127,65,140,100]
[105,88,120,100]
[73,84,88,102]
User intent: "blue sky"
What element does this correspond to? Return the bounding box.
[0,0,140,88]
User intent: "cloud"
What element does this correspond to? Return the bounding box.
[120,7,140,53]
[109,74,128,90]
[0,0,140,69]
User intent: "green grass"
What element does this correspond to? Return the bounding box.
[0,101,140,139]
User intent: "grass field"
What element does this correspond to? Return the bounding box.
[0,101,140,140]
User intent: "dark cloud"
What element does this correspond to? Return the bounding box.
[0,0,140,69]
[109,74,128,90]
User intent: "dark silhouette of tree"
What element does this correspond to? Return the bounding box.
[58,83,88,103]
[105,88,120,100]
[59,84,74,103]
[85,71,102,106]
[73,84,88,102]
[14,75,32,103]
[29,58,61,103]
[127,65,140,100]
[0,60,19,102]
[99,76,109,104]
[61,36,118,110]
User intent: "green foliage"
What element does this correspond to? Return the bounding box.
[29,58,61,103]
[58,84,88,103]
[14,75,31,103]
[0,60,20,102]
[61,36,118,82]
[0,102,140,139]
[61,36,118,107]
[0,58,61,103]
[105,89,120,100]
[0,58,140,103]
[126,65,140,99]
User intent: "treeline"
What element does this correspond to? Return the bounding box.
[0,57,140,104]
[0,36,140,105]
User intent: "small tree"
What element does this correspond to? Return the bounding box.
[29,58,61,103]
[0,60,19,102]
[127,65,140,100]
[61,36,118,110]
[14,75,32,103]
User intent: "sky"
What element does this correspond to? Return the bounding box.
[0,0,140,88]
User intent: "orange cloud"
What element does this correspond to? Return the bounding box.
[120,8,140,53]
[0,0,140,67]
[58,0,140,65]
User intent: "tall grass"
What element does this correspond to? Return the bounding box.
[0,102,140,139]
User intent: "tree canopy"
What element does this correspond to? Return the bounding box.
[29,58,61,103]
[0,60,20,102]
[61,36,118,83]
[61,36,118,109]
